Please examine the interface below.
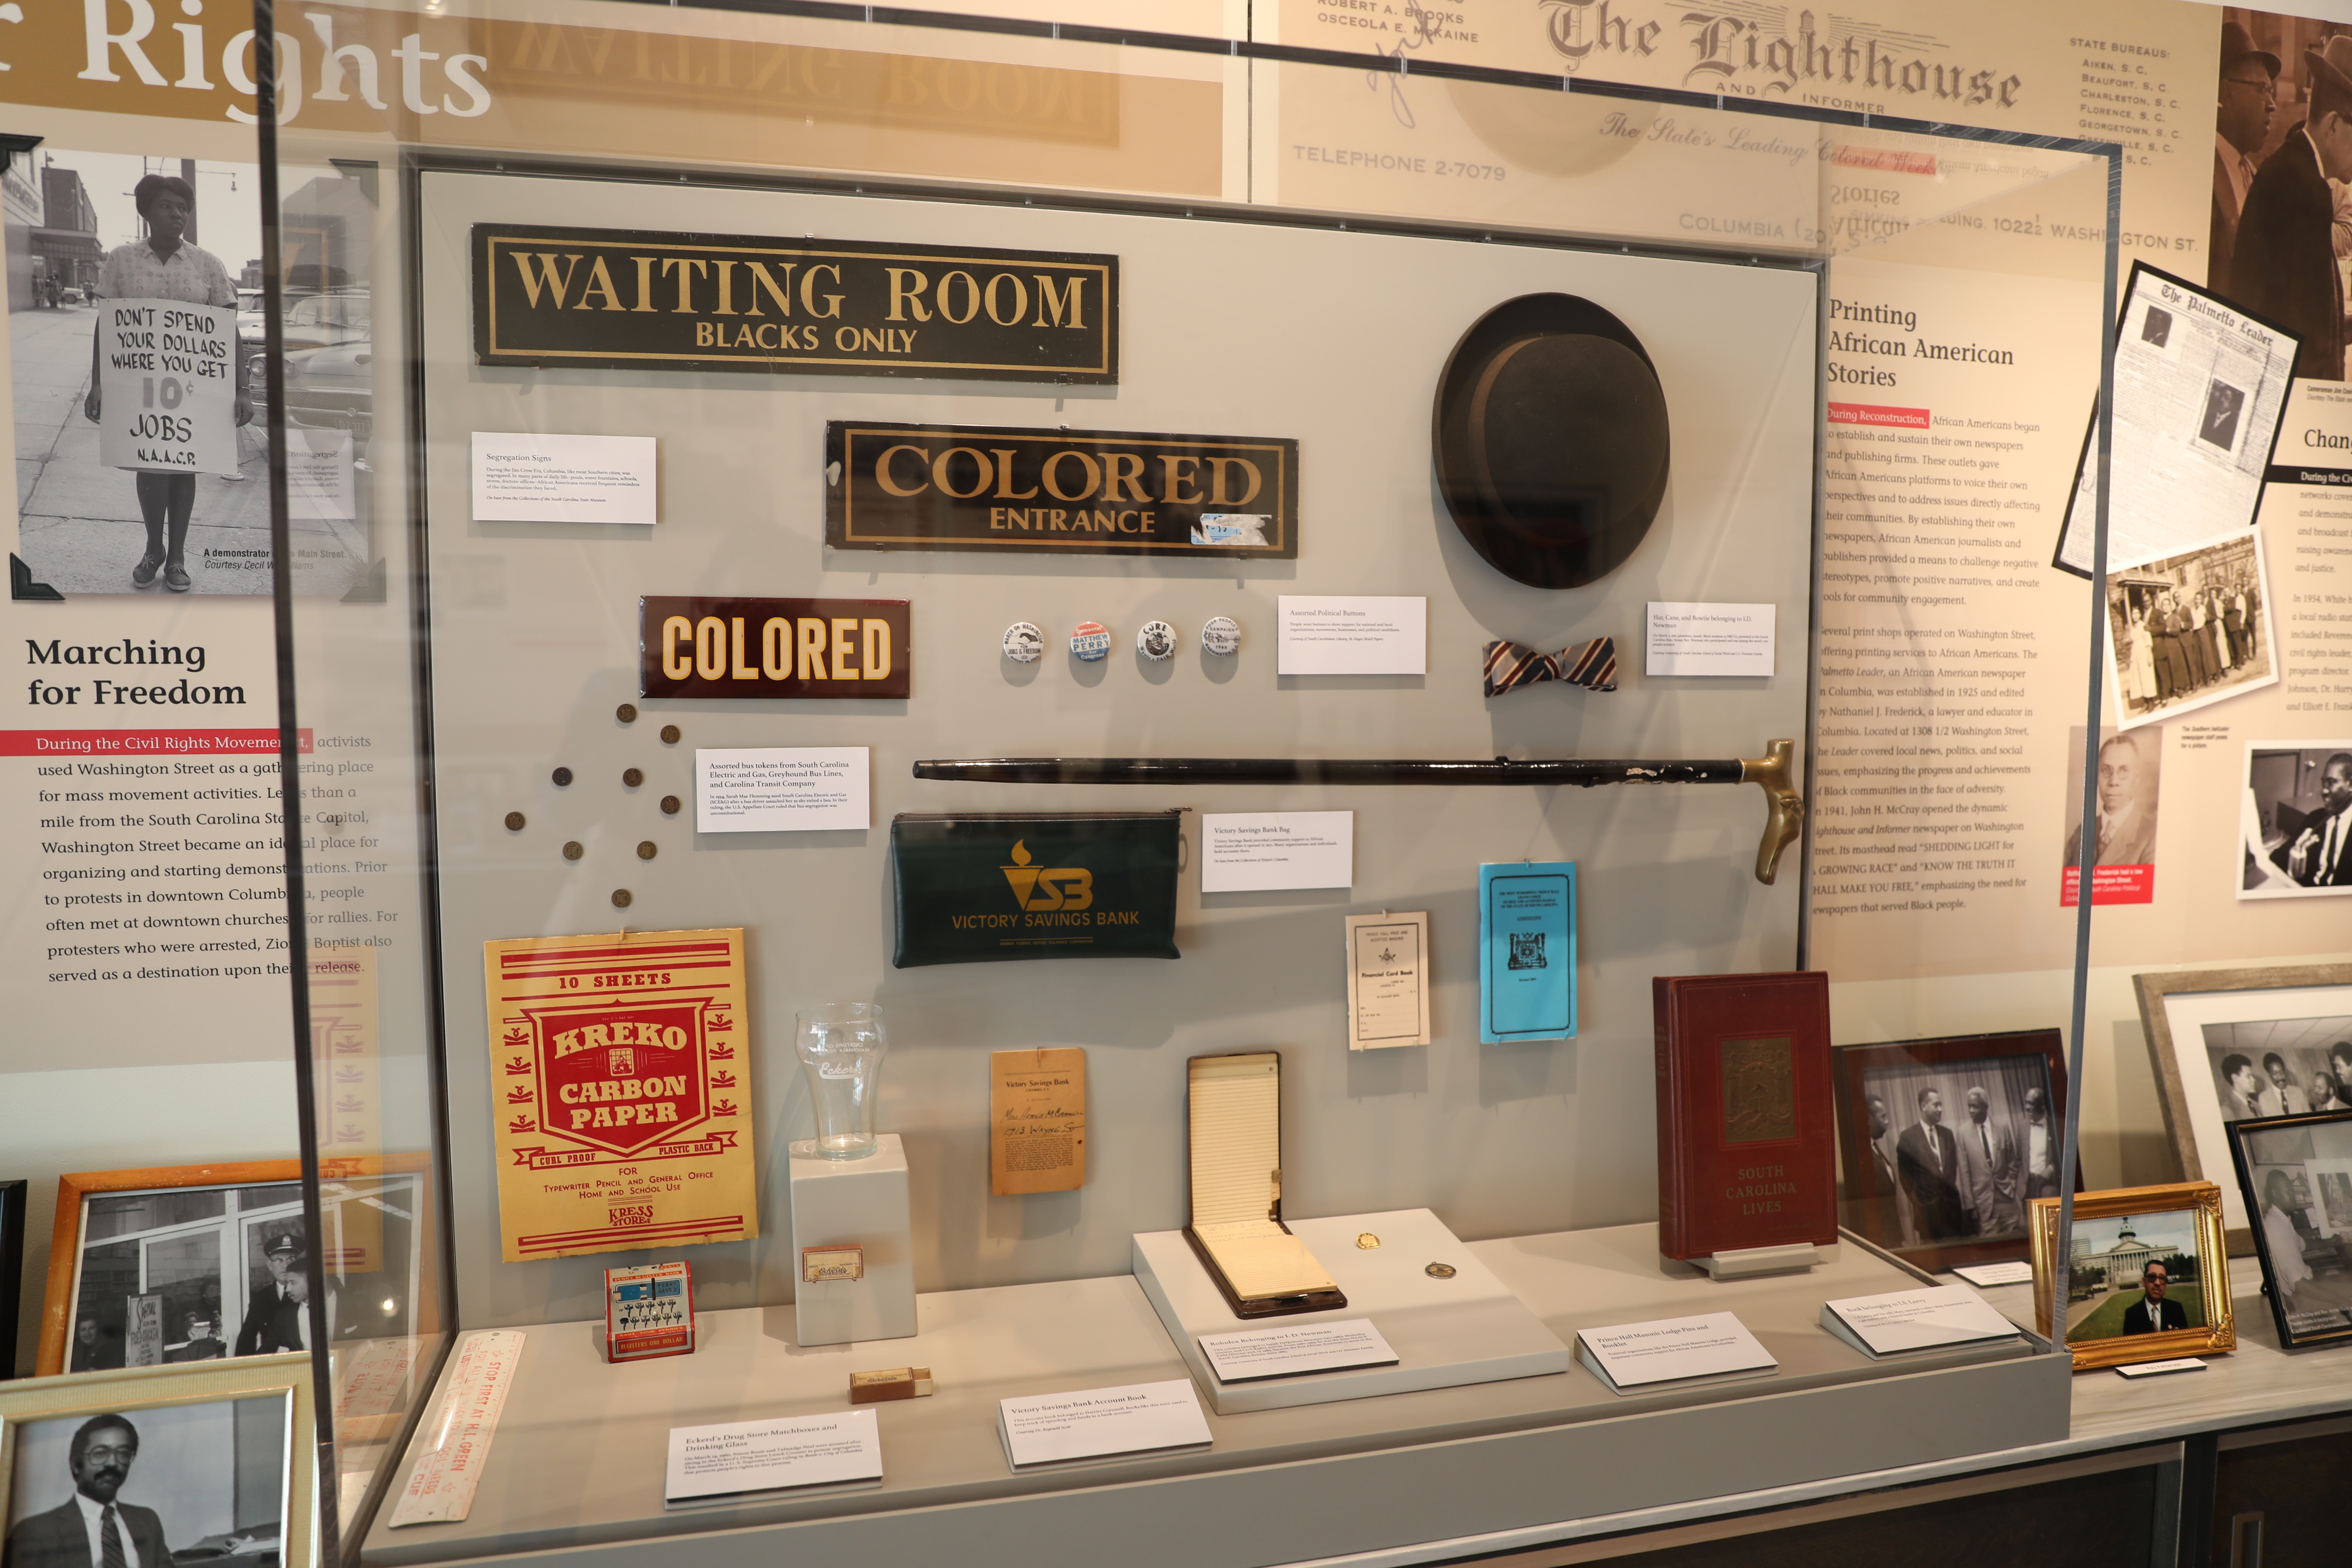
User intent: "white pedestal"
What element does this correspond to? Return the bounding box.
[1690,1242,1821,1280]
[1132,1208,1573,1413]
[789,1133,916,1347]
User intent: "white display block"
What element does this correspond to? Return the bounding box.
[789,1133,915,1347]
[1131,1208,1571,1414]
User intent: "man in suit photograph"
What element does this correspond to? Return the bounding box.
[2222,1052,2278,1120]
[1863,1094,1906,1243]
[232,1232,308,1357]
[2283,752,2352,886]
[2022,1087,2062,1201]
[2214,22,2282,293]
[2229,34,2352,380]
[2064,732,2158,869]
[1,1414,172,1568]
[2265,1052,2314,1114]
[1955,1086,2025,1237]
[2122,1261,2191,1334]
[1896,1087,1970,1239]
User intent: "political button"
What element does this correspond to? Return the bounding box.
[1201,615,1241,656]
[1070,621,1112,662]
[1002,622,1044,664]
[1136,620,1178,661]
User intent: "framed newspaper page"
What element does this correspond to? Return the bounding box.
[483,928,758,1262]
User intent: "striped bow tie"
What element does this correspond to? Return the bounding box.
[1482,636,1617,697]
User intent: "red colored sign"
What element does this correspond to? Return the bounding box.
[525,999,711,1157]
[1827,403,1931,430]
[2061,864,2154,907]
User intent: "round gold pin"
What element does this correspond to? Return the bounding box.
[1425,1262,1457,1279]
[1356,1233,1380,1250]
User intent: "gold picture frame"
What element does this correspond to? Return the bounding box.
[2030,1182,2233,1371]
[0,1355,317,1568]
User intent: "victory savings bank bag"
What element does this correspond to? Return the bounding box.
[890,811,1182,967]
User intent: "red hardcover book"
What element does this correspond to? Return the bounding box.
[1653,971,1836,1260]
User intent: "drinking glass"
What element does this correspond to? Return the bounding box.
[793,1003,888,1159]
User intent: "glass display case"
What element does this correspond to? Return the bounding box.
[17,1,2351,1563]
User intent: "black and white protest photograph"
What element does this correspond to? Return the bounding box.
[2,1398,288,1568]
[1845,1036,2068,1258]
[2242,743,2352,896]
[2106,531,2276,728]
[2200,1014,2352,1121]
[2231,1111,2352,1346]
[7,149,370,595]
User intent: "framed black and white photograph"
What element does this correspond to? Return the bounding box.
[2240,742,2352,897]
[1831,1027,2080,1272]
[2105,532,2275,730]
[2136,963,2352,1251]
[2029,1182,2233,1371]
[38,1162,425,1377]
[2229,1110,2352,1348]
[0,1358,314,1568]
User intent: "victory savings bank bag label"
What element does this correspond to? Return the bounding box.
[890,812,1181,967]
[483,928,757,1261]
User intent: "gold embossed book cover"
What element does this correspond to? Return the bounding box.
[1654,972,1836,1260]
[484,928,757,1261]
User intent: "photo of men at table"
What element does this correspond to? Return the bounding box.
[1861,1057,2063,1248]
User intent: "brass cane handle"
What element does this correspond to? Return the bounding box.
[1739,739,1805,886]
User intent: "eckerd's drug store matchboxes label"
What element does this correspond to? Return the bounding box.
[483,927,757,1261]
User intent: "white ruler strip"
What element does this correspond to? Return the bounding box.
[387,1330,527,1527]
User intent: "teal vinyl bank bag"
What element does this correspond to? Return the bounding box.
[890,811,1183,967]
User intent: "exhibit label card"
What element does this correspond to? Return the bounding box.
[1200,811,1354,893]
[1478,861,1576,1043]
[1276,597,1427,675]
[997,1379,1212,1469]
[990,1047,1086,1195]
[1575,1312,1776,1393]
[1819,1287,2019,1358]
[1345,911,1430,1049]
[1952,1260,2036,1288]
[482,928,757,1261]
[1198,1318,1400,1383]
[471,432,656,524]
[1645,603,1775,677]
[697,748,870,833]
[664,1410,882,1507]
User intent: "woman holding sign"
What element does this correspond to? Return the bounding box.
[82,173,250,593]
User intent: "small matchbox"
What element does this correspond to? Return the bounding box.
[802,1244,865,1283]
[848,1367,934,1404]
[604,1260,695,1363]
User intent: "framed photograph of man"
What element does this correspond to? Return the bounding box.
[2228,1110,2352,1348]
[2030,1182,2233,1371]
[0,1356,315,1568]
[36,1161,432,1379]
[2239,742,2352,897]
[2135,963,2352,1251]
[1831,1028,2080,1272]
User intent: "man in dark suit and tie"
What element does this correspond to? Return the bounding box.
[1863,1094,1906,1243]
[2284,753,2352,887]
[1895,1087,1969,1239]
[2214,23,2281,295]
[2121,1261,2191,1334]
[2229,35,2352,380]
[1,1414,172,1568]
[233,1232,309,1357]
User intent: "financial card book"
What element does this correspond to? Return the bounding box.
[1183,1052,1344,1319]
[1478,861,1576,1043]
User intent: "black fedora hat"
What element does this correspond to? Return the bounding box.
[1432,293,1670,590]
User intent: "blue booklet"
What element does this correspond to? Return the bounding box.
[1478,861,1576,1043]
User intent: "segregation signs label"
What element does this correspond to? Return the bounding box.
[97,298,236,474]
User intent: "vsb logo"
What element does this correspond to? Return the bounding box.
[1001,840,1092,911]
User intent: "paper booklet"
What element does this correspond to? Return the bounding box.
[1819,1286,2022,1359]
[1183,1053,1344,1317]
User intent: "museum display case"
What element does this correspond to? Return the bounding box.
[8,0,2352,1564]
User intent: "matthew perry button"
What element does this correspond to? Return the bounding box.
[1071,622,1112,662]
[1201,616,1241,656]
[1136,620,1177,661]
[1003,622,1044,664]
